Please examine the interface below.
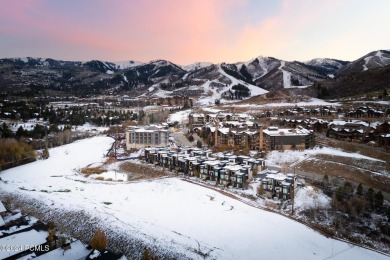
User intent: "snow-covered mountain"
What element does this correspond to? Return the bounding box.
[2,49,390,101]
[218,56,327,91]
[336,50,390,76]
[181,62,213,72]
[304,58,349,77]
[111,60,144,69]
[122,59,187,85]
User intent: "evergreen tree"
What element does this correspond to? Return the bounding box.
[16,126,26,139]
[1,123,14,138]
[356,183,364,196]
[365,187,375,209]
[383,88,388,98]
[335,186,346,202]
[323,174,329,185]
[344,182,354,199]
[374,191,384,210]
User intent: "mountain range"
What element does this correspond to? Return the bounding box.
[0,50,389,103]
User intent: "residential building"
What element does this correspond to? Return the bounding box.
[188,113,205,129]
[262,126,313,150]
[143,146,266,188]
[126,125,168,149]
[261,172,297,200]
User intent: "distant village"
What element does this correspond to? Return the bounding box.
[123,108,389,201]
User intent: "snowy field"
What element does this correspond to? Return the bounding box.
[167,109,192,124]
[0,137,388,259]
[266,146,384,166]
[224,98,340,108]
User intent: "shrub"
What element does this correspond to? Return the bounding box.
[0,138,36,169]
[257,185,265,196]
[90,228,107,250]
[81,167,103,176]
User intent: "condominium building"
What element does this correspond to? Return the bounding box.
[126,125,168,149]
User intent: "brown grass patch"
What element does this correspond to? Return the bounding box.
[264,200,279,209]
[119,162,167,180]
[81,167,104,177]
[297,157,390,193]
[316,135,390,171]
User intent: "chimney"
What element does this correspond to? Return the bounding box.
[259,126,263,150]
[214,121,219,147]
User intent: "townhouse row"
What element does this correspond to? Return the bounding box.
[144,147,265,189]
[143,147,297,200]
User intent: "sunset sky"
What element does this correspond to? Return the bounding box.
[1,0,389,65]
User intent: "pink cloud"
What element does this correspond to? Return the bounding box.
[230,0,344,62]
[2,0,388,63]
[0,0,246,63]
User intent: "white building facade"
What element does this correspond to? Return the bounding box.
[126,126,168,149]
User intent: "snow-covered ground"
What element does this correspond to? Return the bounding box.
[224,98,340,108]
[266,146,384,166]
[72,123,109,133]
[218,67,268,97]
[167,109,192,124]
[350,100,390,105]
[7,121,108,133]
[294,186,331,213]
[0,137,388,259]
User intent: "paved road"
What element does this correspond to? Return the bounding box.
[192,133,206,147]
[171,132,193,147]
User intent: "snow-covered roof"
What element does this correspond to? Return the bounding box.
[0,230,48,259]
[0,215,5,227]
[190,113,204,118]
[329,120,369,127]
[0,201,6,212]
[266,173,288,181]
[35,240,91,260]
[218,128,230,134]
[263,127,310,136]
[204,160,221,166]
[224,165,242,171]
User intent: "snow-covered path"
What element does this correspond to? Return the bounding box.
[0,137,388,259]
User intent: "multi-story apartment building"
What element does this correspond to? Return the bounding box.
[126,125,168,149]
[262,126,314,150]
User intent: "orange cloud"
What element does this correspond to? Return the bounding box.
[1,0,389,63]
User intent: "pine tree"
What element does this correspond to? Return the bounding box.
[374,191,384,211]
[323,174,329,185]
[365,188,375,209]
[356,183,364,196]
[383,88,388,98]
